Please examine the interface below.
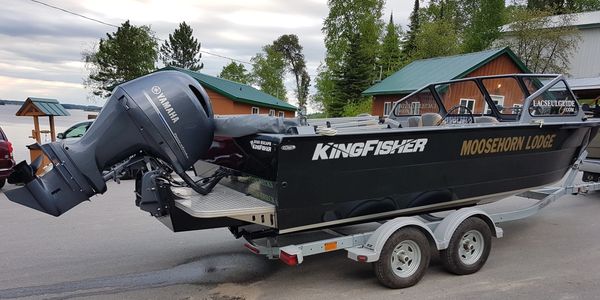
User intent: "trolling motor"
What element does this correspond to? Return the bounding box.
[6,71,215,216]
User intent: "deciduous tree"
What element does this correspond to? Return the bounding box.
[462,0,506,52]
[496,7,581,74]
[219,62,251,84]
[251,45,287,100]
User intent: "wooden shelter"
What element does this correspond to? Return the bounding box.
[16,97,70,143]
[16,97,70,167]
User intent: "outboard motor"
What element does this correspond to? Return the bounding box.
[5,71,214,216]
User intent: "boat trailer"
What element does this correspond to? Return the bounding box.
[243,153,600,288]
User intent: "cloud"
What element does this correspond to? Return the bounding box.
[0,0,413,105]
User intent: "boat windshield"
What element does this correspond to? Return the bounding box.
[390,74,579,123]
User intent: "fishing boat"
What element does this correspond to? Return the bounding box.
[5,71,599,238]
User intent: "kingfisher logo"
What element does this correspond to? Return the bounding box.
[150,85,179,124]
[312,138,428,160]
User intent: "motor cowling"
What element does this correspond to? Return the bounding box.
[6,71,214,216]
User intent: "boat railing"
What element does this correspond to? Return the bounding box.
[388,74,586,125]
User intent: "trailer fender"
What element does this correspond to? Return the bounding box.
[347,217,436,263]
[432,208,503,250]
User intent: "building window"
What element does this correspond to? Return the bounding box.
[410,102,421,115]
[459,99,475,114]
[278,111,285,118]
[383,102,392,116]
[513,104,523,114]
[269,109,275,116]
[484,95,505,114]
[251,107,259,114]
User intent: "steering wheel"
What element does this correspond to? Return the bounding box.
[438,105,475,125]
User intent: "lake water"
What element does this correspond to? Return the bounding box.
[0,104,96,162]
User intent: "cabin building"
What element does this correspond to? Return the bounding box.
[363,47,531,117]
[163,66,296,117]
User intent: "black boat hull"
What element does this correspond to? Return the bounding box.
[265,124,595,232]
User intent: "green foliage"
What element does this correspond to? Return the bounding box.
[495,7,581,74]
[342,99,373,117]
[160,22,203,71]
[84,21,157,98]
[403,0,421,59]
[218,62,251,84]
[527,0,600,13]
[311,64,335,115]
[322,0,385,70]
[272,34,310,109]
[380,14,403,77]
[412,20,461,60]
[251,45,287,100]
[462,0,506,52]
[319,0,384,116]
[335,32,376,114]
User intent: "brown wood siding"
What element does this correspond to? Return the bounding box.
[205,87,295,117]
[371,54,525,116]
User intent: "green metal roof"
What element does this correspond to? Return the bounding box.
[363,47,531,96]
[20,97,70,116]
[162,66,297,111]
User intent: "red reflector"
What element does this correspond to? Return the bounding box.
[357,255,368,262]
[244,243,260,254]
[279,250,298,266]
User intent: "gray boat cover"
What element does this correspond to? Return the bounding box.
[214,115,300,137]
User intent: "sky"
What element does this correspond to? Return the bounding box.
[0,0,411,107]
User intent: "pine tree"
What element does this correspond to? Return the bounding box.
[219,62,251,84]
[160,22,203,71]
[319,0,385,116]
[84,21,157,98]
[380,14,403,78]
[403,0,421,59]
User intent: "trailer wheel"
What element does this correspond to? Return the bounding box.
[0,178,5,189]
[373,227,430,289]
[440,217,491,275]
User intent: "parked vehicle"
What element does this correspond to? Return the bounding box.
[0,126,16,189]
[57,120,93,140]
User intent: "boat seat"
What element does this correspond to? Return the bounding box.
[419,113,443,126]
[407,116,421,127]
[475,116,499,123]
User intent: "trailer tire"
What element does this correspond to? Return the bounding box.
[440,217,491,275]
[373,227,430,289]
[0,178,5,189]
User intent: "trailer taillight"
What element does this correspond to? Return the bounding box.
[244,243,260,254]
[279,250,298,266]
[7,141,13,154]
[357,255,368,262]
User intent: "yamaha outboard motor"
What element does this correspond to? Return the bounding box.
[5,71,214,216]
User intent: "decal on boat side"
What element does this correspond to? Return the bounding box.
[150,85,180,124]
[460,134,556,156]
[250,140,273,152]
[312,138,428,160]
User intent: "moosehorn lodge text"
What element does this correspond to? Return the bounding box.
[460,134,556,156]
